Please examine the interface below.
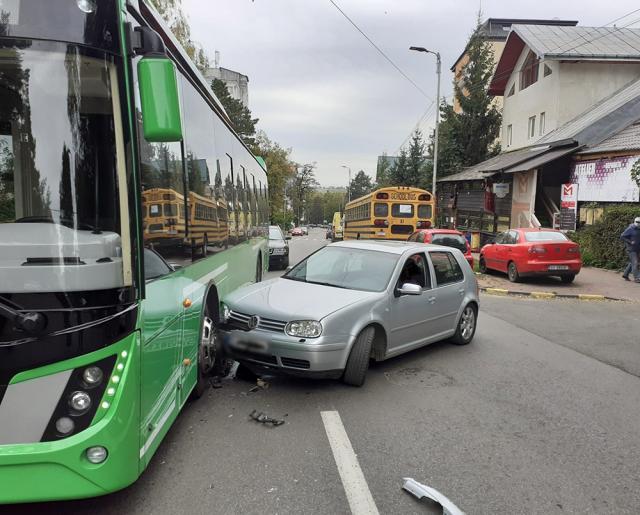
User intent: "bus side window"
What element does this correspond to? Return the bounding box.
[180,74,219,260]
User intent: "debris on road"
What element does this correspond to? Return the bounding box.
[242,378,270,395]
[249,409,285,427]
[402,478,465,515]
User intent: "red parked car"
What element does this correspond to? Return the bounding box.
[408,229,474,269]
[479,228,582,283]
[291,227,304,236]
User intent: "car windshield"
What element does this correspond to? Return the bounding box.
[524,231,568,242]
[284,246,398,292]
[431,233,467,252]
[0,42,127,293]
[269,227,282,240]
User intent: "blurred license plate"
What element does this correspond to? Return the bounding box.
[548,265,569,271]
[272,248,285,254]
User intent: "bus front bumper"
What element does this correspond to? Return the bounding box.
[0,334,140,504]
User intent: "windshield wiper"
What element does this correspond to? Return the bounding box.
[305,280,348,289]
[0,297,46,335]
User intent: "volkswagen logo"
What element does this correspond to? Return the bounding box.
[247,315,260,330]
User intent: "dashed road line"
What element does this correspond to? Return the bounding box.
[321,410,379,515]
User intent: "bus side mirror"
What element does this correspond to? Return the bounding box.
[137,57,183,142]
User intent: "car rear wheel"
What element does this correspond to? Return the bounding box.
[479,257,487,274]
[451,304,477,345]
[507,261,520,282]
[561,274,576,284]
[256,257,263,282]
[342,326,375,387]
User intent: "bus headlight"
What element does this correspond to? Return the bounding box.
[69,391,91,414]
[82,366,103,387]
[76,0,96,13]
[285,320,322,338]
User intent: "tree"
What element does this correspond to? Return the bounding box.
[388,147,409,185]
[212,79,258,147]
[406,129,429,187]
[149,0,210,72]
[348,170,374,200]
[376,153,392,187]
[252,131,295,224]
[289,163,319,224]
[430,16,502,178]
[308,193,324,224]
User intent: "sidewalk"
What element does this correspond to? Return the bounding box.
[475,262,640,302]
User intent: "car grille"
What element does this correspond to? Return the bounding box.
[228,310,287,333]
[281,357,311,369]
[234,350,278,365]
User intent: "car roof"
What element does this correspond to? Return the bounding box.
[516,228,561,232]
[329,239,456,255]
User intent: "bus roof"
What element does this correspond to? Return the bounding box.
[345,186,432,207]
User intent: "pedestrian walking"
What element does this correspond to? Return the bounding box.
[621,217,640,282]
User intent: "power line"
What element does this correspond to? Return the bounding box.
[328,0,431,100]
[395,100,437,154]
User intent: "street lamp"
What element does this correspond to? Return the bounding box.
[341,165,352,202]
[409,46,441,202]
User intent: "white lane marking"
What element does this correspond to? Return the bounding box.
[140,399,176,459]
[321,411,379,515]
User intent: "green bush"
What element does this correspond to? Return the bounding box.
[569,205,640,269]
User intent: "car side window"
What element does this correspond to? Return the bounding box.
[417,232,426,243]
[494,232,507,244]
[144,248,174,282]
[408,232,418,242]
[397,253,430,289]
[430,251,464,286]
[508,230,519,244]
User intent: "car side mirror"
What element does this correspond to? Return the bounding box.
[285,236,292,240]
[169,263,183,271]
[285,265,294,272]
[398,283,422,296]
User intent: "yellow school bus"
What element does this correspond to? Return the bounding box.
[344,186,435,241]
[142,188,187,247]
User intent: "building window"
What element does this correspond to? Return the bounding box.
[528,116,536,139]
[544,64,552,77]
[506,124,513,147]
[539,112,545,135]
[507,83,515,97]
[520,50,539,90]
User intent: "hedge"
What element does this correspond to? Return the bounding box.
[568,204,640,269]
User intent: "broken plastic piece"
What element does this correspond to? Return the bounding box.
[402,478,465,515]
[249,409,285,427]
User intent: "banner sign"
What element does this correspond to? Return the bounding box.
[559,183,578,231]
[570,156,640,202]
[492,183,510,198]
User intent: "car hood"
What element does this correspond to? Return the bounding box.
[268,240,286,249]
[224,278,377,321]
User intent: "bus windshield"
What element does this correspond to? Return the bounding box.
[0,42,127,293]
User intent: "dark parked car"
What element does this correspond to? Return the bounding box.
[268,225,291,270]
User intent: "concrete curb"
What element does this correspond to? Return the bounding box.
[480,287,620,301]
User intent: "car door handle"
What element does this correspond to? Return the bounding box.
[458,288,465,296]
[427,296,436,304]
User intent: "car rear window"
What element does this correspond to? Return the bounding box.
[524,231,568,242]
[431,234,467,252]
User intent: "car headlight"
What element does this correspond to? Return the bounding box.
[221,303,231,322]
[285,320,322,338]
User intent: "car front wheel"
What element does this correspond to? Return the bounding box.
[479,256,487,274]
[507,261,520,282]
[451,304,477,345]
[342,326,375,387]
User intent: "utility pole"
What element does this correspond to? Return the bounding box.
[341,165,352,203]
[409,46,441,201]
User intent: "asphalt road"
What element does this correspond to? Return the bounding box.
[7,228,640,514]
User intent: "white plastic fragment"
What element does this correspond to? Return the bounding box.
[402,478,465,515]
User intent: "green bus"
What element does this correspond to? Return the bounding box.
[0,0,268,503]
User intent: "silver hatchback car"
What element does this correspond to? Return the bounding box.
[220,241,479,386]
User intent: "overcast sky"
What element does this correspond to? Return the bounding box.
[182,0,640,186]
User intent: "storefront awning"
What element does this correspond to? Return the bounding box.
[503,146,578,174]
